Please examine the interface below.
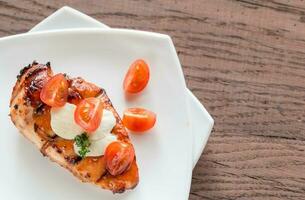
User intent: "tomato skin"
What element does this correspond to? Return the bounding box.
[123,59,150,93]
[74,97,103,133]
[104,141,135,176]
[40,73,69,107]
[122,108,156,133]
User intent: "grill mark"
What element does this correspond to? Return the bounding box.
[33,103,48,115]
[24,63,52,107]
[40,141,50,156]
[24,65,48,81]
[65,156,82,165]
[16,64,31,81]
[33,123,38,132]
[67,88,82,104]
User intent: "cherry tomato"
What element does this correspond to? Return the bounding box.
[122,108,156,132]
[74,97,103,133]
[104,141,135,176]
[123,59,150,93]
[40,73,69,107]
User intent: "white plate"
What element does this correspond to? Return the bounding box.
[0,29,192,200]
[30,6,214,168]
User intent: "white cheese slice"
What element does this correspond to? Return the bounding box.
[50,103,83,140]
[74,134,117,157]
[89,109,116,141]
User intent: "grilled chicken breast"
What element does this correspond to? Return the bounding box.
[9,61,139,193]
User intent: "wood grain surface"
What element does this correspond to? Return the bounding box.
[1,0,305,199]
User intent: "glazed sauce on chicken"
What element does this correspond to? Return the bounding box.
[10,62,138,193]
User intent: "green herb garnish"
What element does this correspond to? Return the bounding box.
[74,133,90,158]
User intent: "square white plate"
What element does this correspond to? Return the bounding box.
[30,6,214,168]
[0,29,192,200]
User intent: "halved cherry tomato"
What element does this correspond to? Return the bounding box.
[40,73,69,107]
[123,59,150,93]
[104,141,135,176]
[74,97,103,133]
[122,108,156,133]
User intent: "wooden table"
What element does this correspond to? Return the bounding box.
[1,0,305,199]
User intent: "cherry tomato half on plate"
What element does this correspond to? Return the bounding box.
[74,97,103,133]
[123,59,150,93]
[122,108,156,133]
[40,73,69,107]
[104,141,135,176]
